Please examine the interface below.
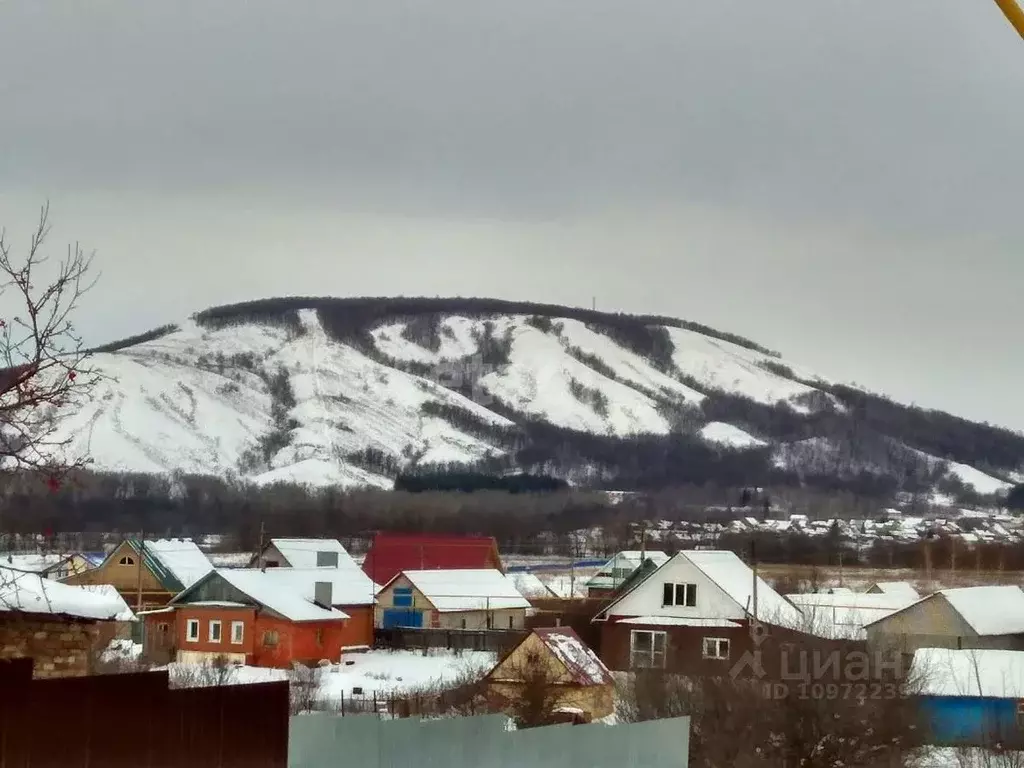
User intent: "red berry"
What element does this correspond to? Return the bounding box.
[68,370,77,381]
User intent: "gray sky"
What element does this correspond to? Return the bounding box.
[1,0,1022,431]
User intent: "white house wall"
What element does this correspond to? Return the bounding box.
[606,556,745,621]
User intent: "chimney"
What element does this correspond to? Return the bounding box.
[314,581,333,608]
[316,550,339,568]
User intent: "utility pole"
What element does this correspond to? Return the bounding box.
[750,541,759,636]
[256,519,266,570]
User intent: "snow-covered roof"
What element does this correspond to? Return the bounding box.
[684,550,804,628]
[399,569,530,612]
[0,553,69,573]
[786,593,910,639]
[0,567,132,621]
[914,648,1024,698]
[586,550,669,589]
[252,566,377,607]
[616,616,742,628]
[939,586,1024,636]
[211,569,351,623]
[265,538,357,570]
[868,582,920,601]
[77,584,136,621]
[138,539,214,591]
[534,628,613,686]
[508,571,554,599]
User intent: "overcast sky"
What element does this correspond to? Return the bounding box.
[1,1,1022,431]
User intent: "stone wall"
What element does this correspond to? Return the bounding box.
[0,613,101,678]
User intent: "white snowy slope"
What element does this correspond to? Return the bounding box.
[699,422,767,449]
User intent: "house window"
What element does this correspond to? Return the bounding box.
[263,630,279,647]
[508,616,515,629]
[460,618,467,629]
[630,630,667,669]
[703,637,730,660]
[186,619,200,643]
[393,587,413,608]
[662,582,697,607]
[231,621,244,645]
[119,556,135,566]
[209,620,222,643]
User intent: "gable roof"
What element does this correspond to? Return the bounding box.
[120,538,214,593]
[173,569,350,623]
[868,582,920,600]
[532,627,614,686]
[595,549,803,628]
[865,585,1024,636]
[362,532,501,585]
[508,571,556,600]
[586,550,669,590]
[259,538,356,569]
[785,592,911,639]
[0,566,134,621]
[391,569,529,612]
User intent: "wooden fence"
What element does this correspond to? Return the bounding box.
[0,658,289,768]
[374,627,527,654]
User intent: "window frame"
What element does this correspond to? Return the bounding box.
[662,582,697,607]
[118,555,135,566]
[185,619,200,643]
[629,629,667,669]
[702,637,730,660]
[230,621,244,645]
[209,620,222,643]
[263,629,279,647]
[393,586,414,608]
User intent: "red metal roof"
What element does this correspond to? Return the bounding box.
[361,532,502,585]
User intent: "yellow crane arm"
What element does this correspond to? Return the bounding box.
[993,0,1024,39]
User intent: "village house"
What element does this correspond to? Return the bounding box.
[485,626,615,723]
[593,550,804,675]
[250,537,356,569]
[865,585,1024,655]
[63,538,214,610]
[866,581,921,601]
[143,565,377,667]
[375,569,530,630]
[361,532,503,585]
[1,565,135,677]
[585,550,669,599]
[1,552,95,581]
[784,590,918,640]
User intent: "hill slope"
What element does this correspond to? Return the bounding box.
[51,296,1023,499]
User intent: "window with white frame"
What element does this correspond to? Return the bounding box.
[662,582,697,607]
[209,620,222,643]
[231,621,244,645]
[185,619,200,643]
[630,630,667,669]
[702,637,730,660]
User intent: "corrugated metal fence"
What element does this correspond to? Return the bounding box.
[0,658,289,768]
[288,713,690,768]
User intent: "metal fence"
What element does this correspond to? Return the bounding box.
[374,626,526,653]
[288,712,691,768]
[0,658,289,768]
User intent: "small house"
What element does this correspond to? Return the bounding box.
[485,627,615,723]
[375,569,530,630]
[911,647,1024,748]
[785,591,916,640]
[586,551,669,598]
[361,532,503,585]
[250,538,357,570]
[145,566,376,667]
[63,538,214,610]
[865,586,1024,655]
[1,565,134,677]
[593,550,804,675]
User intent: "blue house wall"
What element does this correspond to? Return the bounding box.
[918,695,1022,747]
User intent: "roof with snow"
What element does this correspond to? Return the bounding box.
[866,585,1024,636]
[260,538,357,569]
[508,571,555,599]
[868,582,920,600]
[586,550,669,590]
[121,538,214,593]
[0,553,71,574]
[913,648,1024,698]
[173,568,351,623]
[361,532,501,584]
[786,592,912,639]
[394,569,530,612]
[0,567,134,621]
[684,550,803,628]
[533,627,613,686]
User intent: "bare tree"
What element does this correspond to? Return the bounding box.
[0,204,97,484]
[500,647,570,728]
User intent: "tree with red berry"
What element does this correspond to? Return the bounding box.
[0,203,98,490]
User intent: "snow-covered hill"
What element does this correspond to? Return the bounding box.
[47,298,1022,497]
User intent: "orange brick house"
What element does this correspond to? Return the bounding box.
[142,566,377,668]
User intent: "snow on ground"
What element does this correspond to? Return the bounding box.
[167,649,495,701]
[370,316,483,364]
[664,327,820,410]
[479,321,671,436]
[555,320,705,404]
[915,748,1024,768]
[537,570,598,599]
[943,459,1013,495]
[699,422,767,449]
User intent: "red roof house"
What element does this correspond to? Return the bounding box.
[361,532,503,585]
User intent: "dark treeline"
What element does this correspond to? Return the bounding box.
[393,472,568,493]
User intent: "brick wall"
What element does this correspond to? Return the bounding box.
[0,613,101,678]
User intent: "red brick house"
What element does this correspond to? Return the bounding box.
[143,566,377,668]
[361,532,503,585]
[593,550,805,676]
